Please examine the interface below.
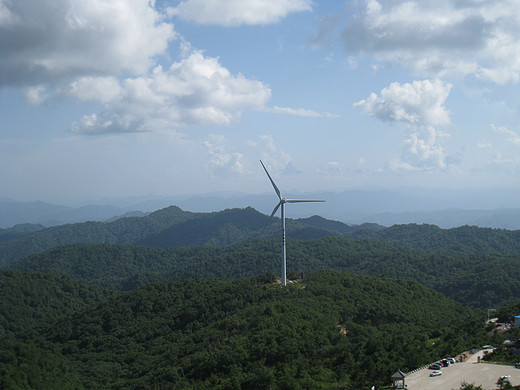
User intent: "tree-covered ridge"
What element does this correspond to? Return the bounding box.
[0,270,110,337]
[4,271,487,389]
[4,203,520,271]
[0,206,350,266]
[0,205,194,266]
[137,206,272,248]
[8,236,520,308]
[348,223,520,254]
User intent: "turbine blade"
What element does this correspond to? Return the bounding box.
[285,199,326,203]
[270,201,282,218]
[260,160,282,200]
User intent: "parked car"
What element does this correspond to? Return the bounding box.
[446,358,456,364]
[430,371,442,377]
[428,364,441,370]
[515,362,520,369]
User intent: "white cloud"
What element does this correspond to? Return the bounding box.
[327,161,343,173]
[168,0,312,26]
[270,106,323,117]
[23,85,48,105]
[402,126,447,170]
[491,123,520,145]
[0,0,175,86]
[340,0,520,84]
[70,50,271,134]
[203,134,246,177]
[61,77,123,103]
[356,80,452,171]
[354,80,452,126]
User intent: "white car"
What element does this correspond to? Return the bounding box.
[430,371,442,377]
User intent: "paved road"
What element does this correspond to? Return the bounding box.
[405,350,520,390]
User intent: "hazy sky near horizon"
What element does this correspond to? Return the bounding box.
[2,0,520,203]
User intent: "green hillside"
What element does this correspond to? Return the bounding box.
[137,207,272,248]
[9,236,520,308]
[0,270,111,337]
[348,223,520,254]
[0,206,195,266]
[1,271,487,389]
[0,206,347,266]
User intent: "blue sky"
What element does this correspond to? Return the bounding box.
[2,0,520,204]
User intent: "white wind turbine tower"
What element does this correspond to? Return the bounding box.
[260,160,325,286]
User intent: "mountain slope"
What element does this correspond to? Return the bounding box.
[347,223,520,254]
[5,271,485,389]
[137,207,271,248]
[0,270,110,337]
[0,206,349,266]
[0,206,195,266]
[9,236,520,308]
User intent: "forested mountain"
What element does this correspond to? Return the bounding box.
[9,236,520,308]
[0,271,488,389]
[0,205,192,266]
[0,206,351,266]
[347,223,520,254]
[137,207,271,248]
[0,270,110,337]
[5,203,520,272]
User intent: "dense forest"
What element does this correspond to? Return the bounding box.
[0,271,491,389]
[8,236,520,308]
[347,223,520,255]
[0,270,111,337]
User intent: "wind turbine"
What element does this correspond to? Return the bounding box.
[260,160,325,286]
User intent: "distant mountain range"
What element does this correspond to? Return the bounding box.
[4,204,520,308]
[2,187,520,229]
[0,206,374,267]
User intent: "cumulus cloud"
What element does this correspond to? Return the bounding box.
[340,0,520,84]
[401,126,448,170]
[168,0,312,26]
[61,77,123,103]
[70,50,271,134]
[203,134,246,177]
[354,80,452,126]
[356,80,452,170]
[0,0,175,86]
